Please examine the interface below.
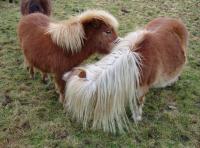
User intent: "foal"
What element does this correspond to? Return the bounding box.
[63,17,188,133]
[20,0,51,16]
[18,10,119,102]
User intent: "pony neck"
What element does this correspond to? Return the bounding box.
[67,40,97,69]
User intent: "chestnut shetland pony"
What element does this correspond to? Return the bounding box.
[20,0,51,16]
[63,17,188,134]
[18,10,119,102]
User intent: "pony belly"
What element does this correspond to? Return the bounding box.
[152,70,182,88]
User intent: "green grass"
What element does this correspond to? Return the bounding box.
[0,0,200,147]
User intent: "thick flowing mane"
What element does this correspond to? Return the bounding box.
[78,9,119,31]
[47,9,118,53]
[64,30,147,133]
[47,19,85,53]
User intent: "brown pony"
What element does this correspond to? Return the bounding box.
[17,10,119,102]
[20,0,51,16]
[63,17,188,133]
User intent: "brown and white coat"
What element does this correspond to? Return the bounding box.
[63,17,188,134]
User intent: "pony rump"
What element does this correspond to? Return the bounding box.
[47,9,118,53]
[64,31,146,134]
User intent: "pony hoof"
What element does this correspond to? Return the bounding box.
[41,73,48,84]
[30,75,35,80]
[136,116,142,121]
[42,78,48,84]
[132,113,142,122]
[26,67,30,71]
[42,80,47,84]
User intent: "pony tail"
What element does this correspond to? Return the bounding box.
[64,31,147,134]
[92,50,141,134]
[47,20,85,53]
[64,48,142,134]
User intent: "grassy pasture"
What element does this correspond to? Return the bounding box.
[0,0,200,147]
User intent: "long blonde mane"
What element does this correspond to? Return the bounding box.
[79,9,118,31]
[47,9,118,53]
[47,19,85,53]
[64,30,147,134]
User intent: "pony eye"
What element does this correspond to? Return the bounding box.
[106,30,112,34]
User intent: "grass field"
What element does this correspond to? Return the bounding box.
[0,0,200,147]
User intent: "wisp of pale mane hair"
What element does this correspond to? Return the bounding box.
[47,19,85,53]
[64,31,146,134]
[47,9,118,53]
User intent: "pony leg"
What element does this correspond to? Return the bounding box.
[29,67,35,79]
[24,57,35,79]
[135,95,145,122]
[133,86,149,122]
[41,72,48,84]
[54,74,65,103]
[24,57,29,70]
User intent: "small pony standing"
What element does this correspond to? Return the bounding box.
[63,17,188,134]
[17,10,119,102]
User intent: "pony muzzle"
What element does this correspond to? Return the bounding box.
[113,37,123,44]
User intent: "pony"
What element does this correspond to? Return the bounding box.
[20,0,52,82]
[17,10,119,102]
[20,0,52,16]
[63,17,188,134]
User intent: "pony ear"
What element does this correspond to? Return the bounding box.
[72,68,87,78]
[82,19,101,29]
[63,72,71,82]
[90,19,101,29]
[63,68,86,81]
[47,21,85,53]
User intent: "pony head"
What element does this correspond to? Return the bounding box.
[79,10,119,54]
[47,9,119,54]
[20,0,52,16]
